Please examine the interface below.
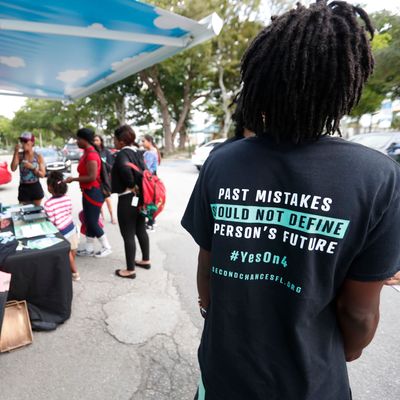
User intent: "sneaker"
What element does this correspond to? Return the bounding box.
[94,247,112,258]
[72,272,81,281]
[76,249,94,257]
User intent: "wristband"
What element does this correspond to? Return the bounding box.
[198,297,207,318]
[199,306,207,318]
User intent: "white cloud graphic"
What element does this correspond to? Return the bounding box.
[88,23,107,30]
[57,69,89,84]
[0,56,26,68]
[153,8,193,31]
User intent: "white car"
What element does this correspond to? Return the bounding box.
[191,139,226,170]
[348,132,400,153]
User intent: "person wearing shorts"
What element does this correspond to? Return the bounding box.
[11,131,46,206]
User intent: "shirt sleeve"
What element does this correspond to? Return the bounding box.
[86,151,100,164]
[181,166,214,251]
[347,193,400,281]
[44,199,56,225]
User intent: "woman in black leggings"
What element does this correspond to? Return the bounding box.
[111,125,150,279]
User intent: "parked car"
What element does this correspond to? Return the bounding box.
[348,132,400,155]
[0,161,12,185]
[191,139,226,170]
[62,143,83,161]
[37,147,72,175]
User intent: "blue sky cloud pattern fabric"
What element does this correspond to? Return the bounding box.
[0,0,207,99]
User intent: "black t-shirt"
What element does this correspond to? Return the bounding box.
[181,136,400,400]
[111,147,146,194]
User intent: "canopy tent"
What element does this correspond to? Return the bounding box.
[0,0,222,100]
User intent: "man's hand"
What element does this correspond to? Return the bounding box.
[384,271,400,286]
[345,350,363,362]
[64,176,75,184]
[14,143,20,153]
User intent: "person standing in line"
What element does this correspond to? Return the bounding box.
[112,125,151,279]
[142,134,160,175]
[182,2,400,400]
[64,128,112,258]
[94,134,117,224]
[44,171,80,281]
[10,132,46,206]
[142,134,161,230]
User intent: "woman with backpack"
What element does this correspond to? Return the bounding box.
[112,125,151,279]
[64,128,112,258]
[142,134,161,231]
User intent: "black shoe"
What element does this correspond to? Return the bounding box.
[115,269,136,279]
[135,261,151,270]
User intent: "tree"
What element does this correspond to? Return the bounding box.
[0,116,14,148]
[140,43,213,152]
[350,11,400,127]
[86,74,155,134]
[370,12,400,98]
[11,99,90,142]
[142,0,267,152]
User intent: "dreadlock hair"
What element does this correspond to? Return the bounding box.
[239,0,374,143]
[231,92,246,139]
[47,171,68,197]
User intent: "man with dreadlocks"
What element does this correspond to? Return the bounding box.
[182,1,400,399]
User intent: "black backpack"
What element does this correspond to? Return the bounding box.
[88,150,112,198]
[99,159,112,198]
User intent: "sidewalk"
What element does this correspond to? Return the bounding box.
[0,216,201,400]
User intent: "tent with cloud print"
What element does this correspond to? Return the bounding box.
[0,0,223,100]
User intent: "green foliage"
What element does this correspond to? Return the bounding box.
[371,12,400,97]
[392,115,400,130]
[6,3,399,146]
[11,99,90,141]
[351,87,385,118]
[351,11,400,118]
[0,116,14,147]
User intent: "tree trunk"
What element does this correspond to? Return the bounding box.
[140,69,174,153]
[114,96,126,125]
[172,77,192,148]
[179,126,187,149]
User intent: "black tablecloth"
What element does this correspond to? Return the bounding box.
[1,233,72,326]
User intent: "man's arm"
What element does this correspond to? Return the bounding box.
[197,247,211,311]
[336,279,384,362]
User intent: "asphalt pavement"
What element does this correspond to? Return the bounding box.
[0,155,399,400]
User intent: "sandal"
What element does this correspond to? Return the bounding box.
[135,261,151,270]
[115,269,136,279]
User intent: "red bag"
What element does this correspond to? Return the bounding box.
[126,162,166,221]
